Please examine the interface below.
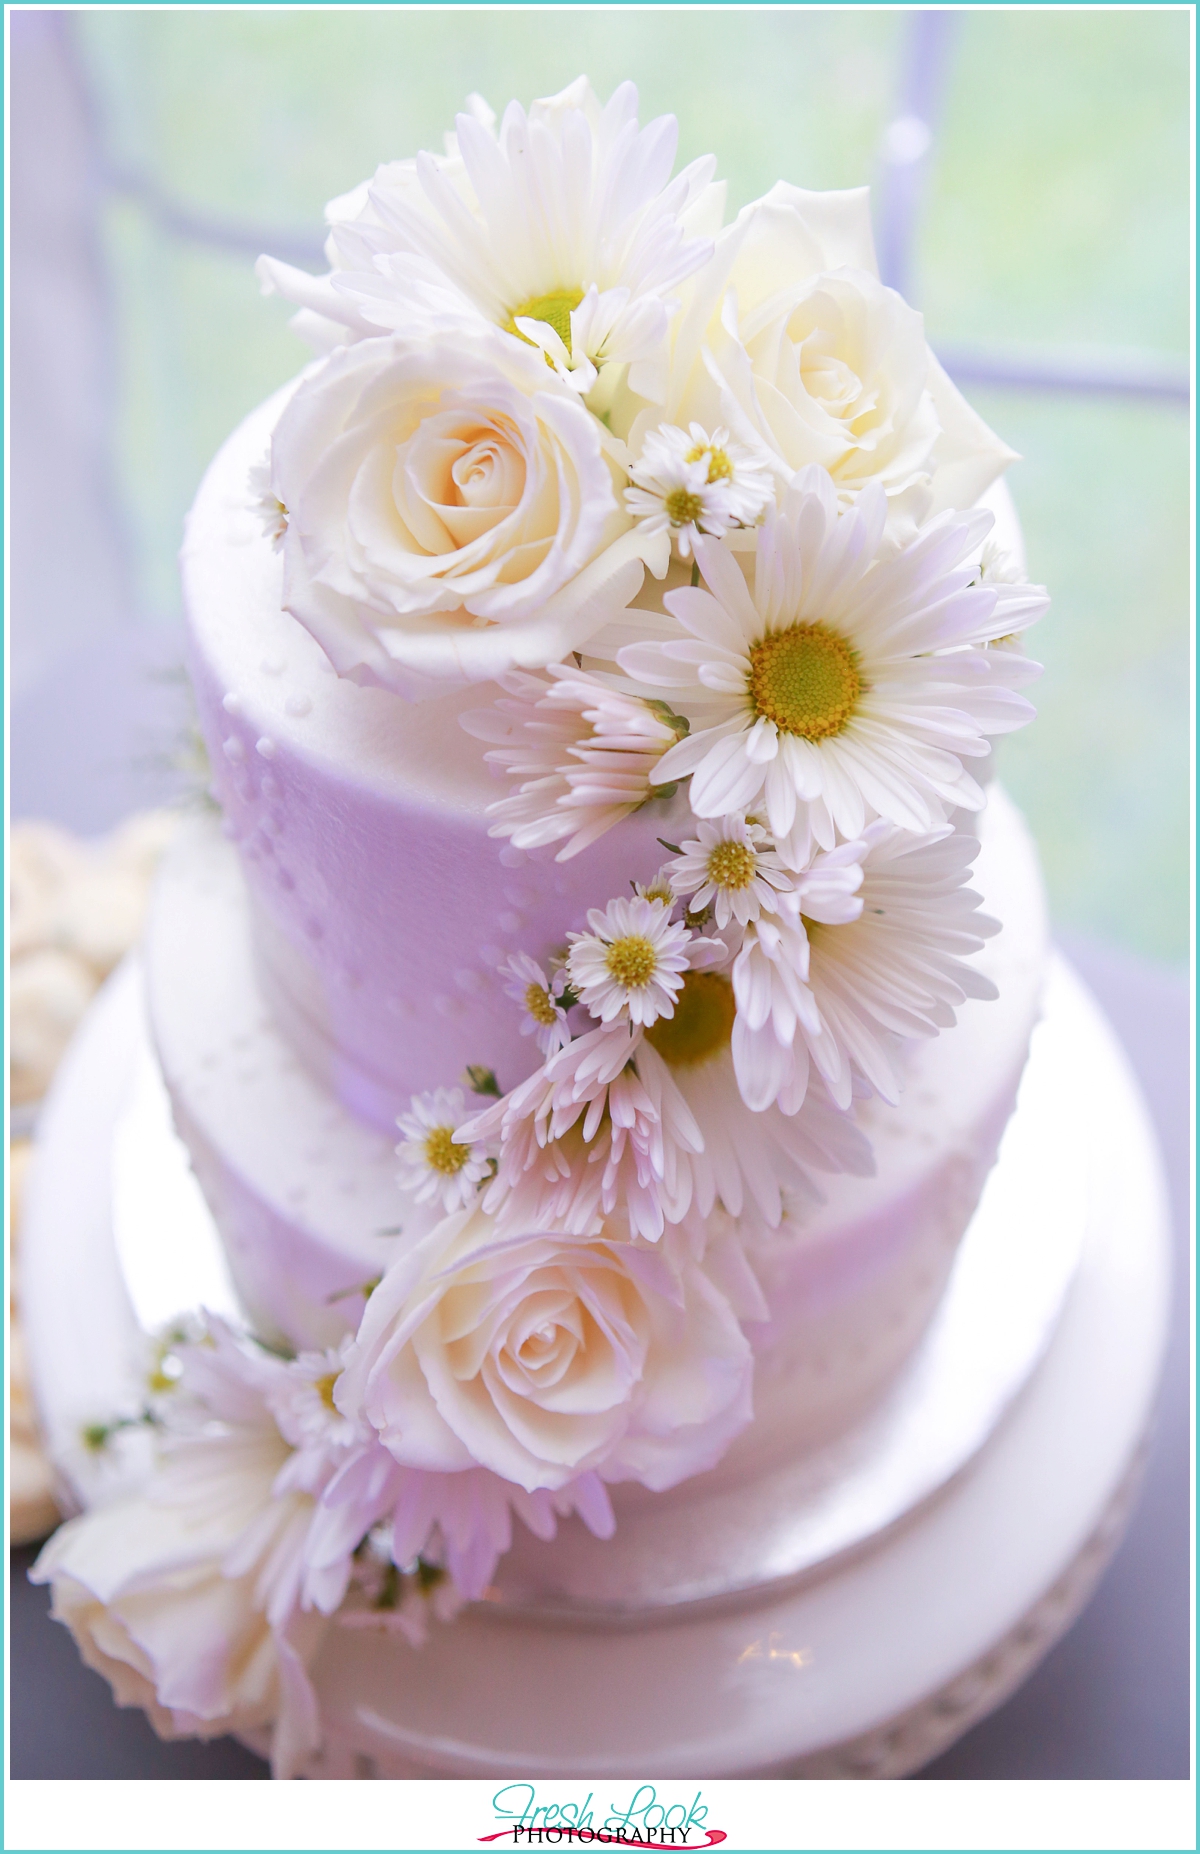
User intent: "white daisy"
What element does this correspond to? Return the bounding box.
[637,969,873,1236]
[161,1317,382,1626]
[388,1466,615,1601]
[258,79,721,409]
[311,1452,615,1608]
[974,537,1043,661]
[566,895,694,1027]
[625,422,774,558]
[977,535,1023,585]
[458,1021,703,1243]
[396,1088,492,1212]
[247,455,287,550]
[732,823,999,1113]
[460,665,687,861]
[500,951,573,1056]
[266,1339,365,1495]
[632,864,677,908]
[730,909,839,1115]
[666,814,793,928]
[616,466,1048,860]
[341,1529,466,1647]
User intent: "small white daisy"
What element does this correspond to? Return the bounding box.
[632,864,677,908]
[266,1339,366,1496]
[625,422,774,558]
[342,1530,466,1648]
[247,455,287,550]
[617,466,1048,858]
[500,951,573,1056]
[977,536,1023,585]
[331,1464,614,1613]
[460,665,687,862]
[731,824,999,1113]
[566,895,694,1027]
[667,815,793,928]
[396,1088,492,1212]
[975,538,1041,659]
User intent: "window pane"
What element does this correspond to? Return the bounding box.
[72,10,1191,962]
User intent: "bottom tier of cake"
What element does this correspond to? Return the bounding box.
[19,951,1169,1774]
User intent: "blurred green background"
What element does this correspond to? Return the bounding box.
[76,8,1191,963]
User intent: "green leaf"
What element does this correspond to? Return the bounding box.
[645,700,691,740]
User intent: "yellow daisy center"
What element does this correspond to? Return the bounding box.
[503,288,585,350]
[424,1125,470,1175]
[605,935,658,989]
[524,981,559,1027]
[645,971,735,1069]
[706,839,756,891]
[641,882,674,907]
[685,442,734,483]
[665,488,705,526]
[747,622,861,740]
[314,1372,340,1413]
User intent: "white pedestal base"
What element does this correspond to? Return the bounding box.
[20,957,1170,1778]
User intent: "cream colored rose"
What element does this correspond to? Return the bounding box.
[336,1206,753,1494]
[651,181,1014,516]
[32,1466,325,1778]
[273,331,665,698]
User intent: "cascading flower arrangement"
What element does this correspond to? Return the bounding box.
[35,77,1047,1776]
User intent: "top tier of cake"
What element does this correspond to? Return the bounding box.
[183,383,693,1135]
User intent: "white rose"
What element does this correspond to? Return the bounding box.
[272,332,665,698]
[336,1206,753,1495]
[32,1488,325,1779]
[653,181,1015,515]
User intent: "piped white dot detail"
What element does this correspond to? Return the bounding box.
[285,693,313,718]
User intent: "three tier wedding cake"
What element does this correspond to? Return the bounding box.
[34,77,1048,1778]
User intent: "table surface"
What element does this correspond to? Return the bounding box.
[8,936,1190,1782]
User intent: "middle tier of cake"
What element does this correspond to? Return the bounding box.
[145,781,1047,1479]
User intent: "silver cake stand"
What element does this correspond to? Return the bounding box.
[20,954,1170,1778]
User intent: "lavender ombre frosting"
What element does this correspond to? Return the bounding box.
[182,383,691,1134]
[145,783,1048,1423]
